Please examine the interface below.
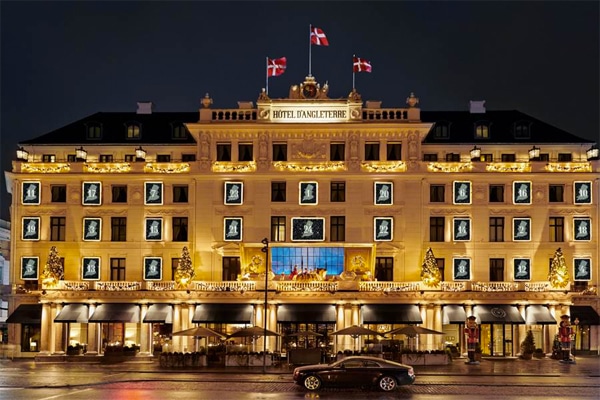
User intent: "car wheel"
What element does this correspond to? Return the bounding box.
[303,375,322,391]
[378,375,397,392]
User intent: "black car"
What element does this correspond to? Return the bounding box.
[293,355,415,391]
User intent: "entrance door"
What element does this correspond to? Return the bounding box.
[480,324,513,356]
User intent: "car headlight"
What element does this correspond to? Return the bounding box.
[408,367,415,377]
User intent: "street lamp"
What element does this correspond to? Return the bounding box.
[16,146,29,161]
[586,144,599,161]
[470,146,481,161]
[75,146,87,162]
[261,237,269,373]
[528,146,540,161]
[135,146,147,161]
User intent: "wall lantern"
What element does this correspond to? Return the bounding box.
[469,146,481,161]
[586,144,599,161]
[75,146,87,161]
[16,146,29,161]
[528,146,540,161]
[135,146,147,161]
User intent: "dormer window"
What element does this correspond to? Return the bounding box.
[474,122,490,139]
[85,122,102,140]
[126,123,141,139]
[433,122,450,139]
[514,121,531,139]
[171,123,187,139]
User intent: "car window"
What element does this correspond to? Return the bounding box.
[342,360,363,368]
[364,361,380,368]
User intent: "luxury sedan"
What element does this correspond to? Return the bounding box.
[293,355,415,392]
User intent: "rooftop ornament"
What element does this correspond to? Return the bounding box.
[406,92,419,108]
[201,93,213,109]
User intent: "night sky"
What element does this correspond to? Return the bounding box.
[1,1,598,221]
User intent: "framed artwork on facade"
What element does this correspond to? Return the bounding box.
[82,257,101,280]
[224,181,243,205]
[299,181,318,205]
[21,257,39,280]
[513,181,532,205]
[143,257,163,281]
[21,181,41,205]
[574,181,592,204]
[453,217,471,241]
[145,218,163,241]
[224,217,243,241]
[144,182,163,205]
[513,258,531,281]
[512,218,531,241]
[291,217,325,241]
[83,218,102,241]
[452,258,471,280]
[573,218,591,241]
[374,217,393,241]
[374,182,393,205]
[22,217,40,241]
[82,181,102,206]
[452,181,471,205]
[573,258,592,281]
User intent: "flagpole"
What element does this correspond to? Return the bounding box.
[308,24,312,76]
[352,54,356,90]
[265,57,269,95]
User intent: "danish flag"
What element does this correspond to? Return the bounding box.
[310,26,329,46]
[353,56,372,73]
[267,57,287,77]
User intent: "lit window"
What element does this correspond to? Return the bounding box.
[171,123,187,139]
[126,123,141,139]
[475,123,489,139]
[86,123,102,140]
[433,123,449,139]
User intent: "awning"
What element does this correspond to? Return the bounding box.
[143,304,172,323]
[55,304,89,323]
[88,304,140,323]
[277,304,336,322]
[443,305,467,324]
[473,305,525,324]
[570,305,600,325]
[525,305,556,325]
[6,304,42,324]
[361,304,422,324]
[192,304,253,324]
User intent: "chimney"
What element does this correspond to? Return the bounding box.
[469,100,486,114]
[137,101,154,114]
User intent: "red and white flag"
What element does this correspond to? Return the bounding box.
[310,26,329,46]
[267,57,287,77]
[353,56,372,73]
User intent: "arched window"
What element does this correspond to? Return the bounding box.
[474,122,490,139]
[126,123,141,139]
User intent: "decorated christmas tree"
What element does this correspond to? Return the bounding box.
[41,246,63,287]
[548,247,570,289]
[421,247,441,287]
[174,246,195,288]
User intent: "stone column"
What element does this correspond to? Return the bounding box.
[138,304,152,356]
[86,303,99,356]
[432,304,443,351]
[268,303,278,352]
[335,303,345,353]
[172,303,182,352]
[53,303,65,354]
[517,304,526,354]
[38,302,52,355]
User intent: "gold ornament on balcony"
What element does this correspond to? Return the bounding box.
[548,247,570,289]
[174,246,195,289]
[41,246,63,288]
[421,247,441,287]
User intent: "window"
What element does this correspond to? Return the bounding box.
[271,216,286,242]
[271,247,344,276]
[365,142,380,161]
[271,182,286,202]
[539,153,550,161]
[50,217,66,241]
[86,123,102,140]
[475,123,489,139]
[124,154,135,162]
[42,154,56,162]
[110,258,126,281]
[330,143,345,161]
[126,124,141,139]
[514,122,531,139]
[489,185,504,202]
[171,123,187,139]
[433,123,449,139]
[386,142,401,161]
[217,143,232,161]
[558,153,572,162]
[182,154,196,162]
[51,185,66,202]
[111,217,127,241]
[423,153,438,161]
[273,143,287,161]
[489,258,504,281]
[445,153,460,162]
[430,217,445,242]
[172,217,188,241]
[173,185,188,203]
[112,185,127,203]
[67,154,77,162]
[501,154,516,162]
[436,258,445,281]
[481,154,493,162]
[330,182,346,202]
[549,185,564,202]
[222,257,240,281]
[330,216,345,242]
[489,217,505,242]
[430,185,445,202]
[375,257,394,281]
[99,154,113,162]
[549,217,564,242]
[171,258,179,280]
[156,154,171,162]
[238,143,253,161]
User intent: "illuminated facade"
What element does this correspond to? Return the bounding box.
[4,77,599,360]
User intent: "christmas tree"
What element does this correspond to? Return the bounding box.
[548,247,570,289]
[41,246,63,287]
[421,247,441,287]
[175,246,195,288]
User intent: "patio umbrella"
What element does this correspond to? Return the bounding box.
[385,326,444,337]
[286,330,323,337]
[227,326,281,338]
[172,326,225,338]
[331,325,386,339]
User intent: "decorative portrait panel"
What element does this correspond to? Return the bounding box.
[299,181,318,205]
[83,218,102,241]
[513,258,531,281]
[144,182,163,205]
[21,181,40,205]
[22,217,40,241]
[452,258,471,281]
[145,218,163,241]
[374,182,393,205]
[291,217,325,241]
[453,181,471,205]
[573,218,591,241]
[143,257,163,281]
[374,217,393,241]
[513,218,531,241]
[82,257,101,280]
[573,258,592,281]
[224,217,243,241]
[453,217,471,241]
[21,257,39,280]
[573,181,592,205]
[513,181,532,205]
[82,181,102,206]
[224,181,243,205]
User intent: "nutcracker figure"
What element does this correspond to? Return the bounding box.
[558,314,575,363]
[464,315,480,364]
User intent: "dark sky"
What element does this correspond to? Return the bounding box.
[1,1,599,221]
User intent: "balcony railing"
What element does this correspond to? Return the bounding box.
[472,282,519,292]
[94,281,141,291]
[193,281,256,292]
[276,281,338,292]
[360,282,422,292]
